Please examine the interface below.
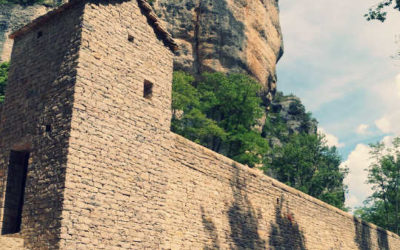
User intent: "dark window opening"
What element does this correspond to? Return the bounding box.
[128,34,134,42]
[37,31,43,38]
[1,151,30,235]
[143,80,153,99]
[45,125,52,133]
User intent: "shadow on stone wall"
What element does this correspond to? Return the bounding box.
[353,218,390,250]
[377,228,389,250]
[228,165,266,249]
[269,195,306,250]
[200,206,221,250]
[354,217,372,250]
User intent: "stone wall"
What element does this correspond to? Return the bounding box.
[0,2,84,249]
[0,235,24,249]
[0,4,51,62]
[164,134,400,249]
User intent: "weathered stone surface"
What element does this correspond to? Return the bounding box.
[166,134,400,249]
[0,4,51,62]
[0,235,24,249]
[152,0,283,100]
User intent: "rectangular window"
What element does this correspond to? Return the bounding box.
[1,151,30,235]
[143,80,153,99]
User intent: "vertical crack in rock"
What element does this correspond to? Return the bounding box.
[193,0,202,75]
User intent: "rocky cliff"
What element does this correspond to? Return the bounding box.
[153,0,283,101]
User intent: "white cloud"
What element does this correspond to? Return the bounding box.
[346,195,360,209]
[373,73,400,135]
[381,135,395,147]
[318,128,345,148]
[375,116,392,134]
[343,135,400,210]
[356,124,369,135]
[278,0,400,111]
[342,144,373,209]
[303,73,364,111]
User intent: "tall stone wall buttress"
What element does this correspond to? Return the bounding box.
[0,2,84,249]
[153,0,283,100]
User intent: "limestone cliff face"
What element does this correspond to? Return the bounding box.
[0,4,51,62]
[152,0,283,101]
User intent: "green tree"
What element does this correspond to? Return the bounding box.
[355,137,400,235]
[171,71,268,167]
[171,71,227,149]
[0,62,9,104]
[264,133,348,210]
[197,73,268,165]
[365,0,400,22]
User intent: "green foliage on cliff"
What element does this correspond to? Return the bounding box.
[261,92,347,209]
[265,133,348,209]
[0,62,9,104]
[172,71,268,167]
[172,71,347,209]
[354,137,400,235]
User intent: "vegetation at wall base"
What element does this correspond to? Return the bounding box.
[0,61,9,104]
[354,137,400,235]
[172,71,348,210]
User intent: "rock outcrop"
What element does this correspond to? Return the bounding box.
[152,0,283,101]
[0,4,52,62]
[271,94,317,135]
[263,92,318,148]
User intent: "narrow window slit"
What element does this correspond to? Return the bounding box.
[143,80,153,99]
[45,125,52,133]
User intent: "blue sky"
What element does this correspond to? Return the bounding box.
[277,0,400,210]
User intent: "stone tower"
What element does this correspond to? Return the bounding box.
[0,0,176,248]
